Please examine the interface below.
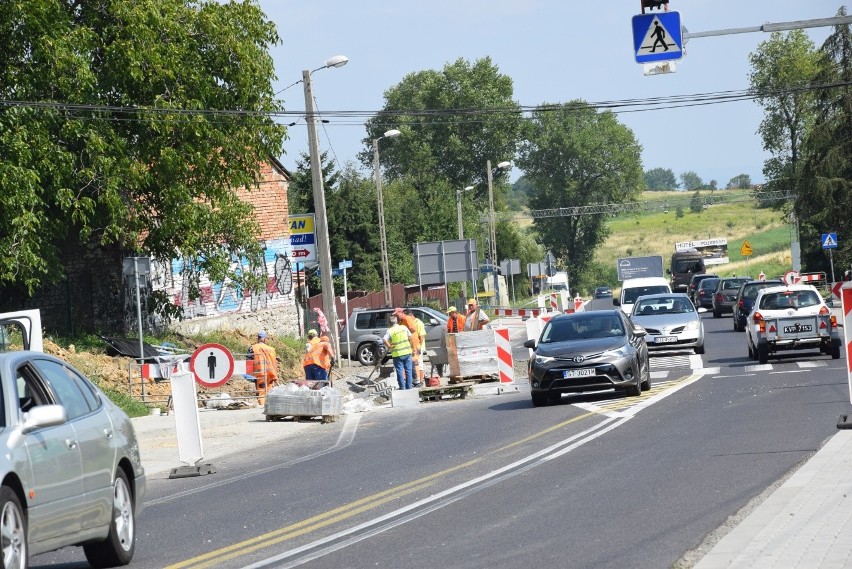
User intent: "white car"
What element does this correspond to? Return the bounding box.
[745,284,841,363]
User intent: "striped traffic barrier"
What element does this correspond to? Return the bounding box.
[493,327,514,384]
[843,282,852,405]
[140,359,255,380]
[493,308,542,317]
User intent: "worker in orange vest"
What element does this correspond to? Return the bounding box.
[394,307,421,386]
[446,306,466,333]
[302,329,320,379]
[249,331,278,406]
[306,334,335,383]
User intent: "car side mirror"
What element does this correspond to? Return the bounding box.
[430,318,438,326]
[523,339,536,349]
[612,298,620,306]
[633,325,647,337]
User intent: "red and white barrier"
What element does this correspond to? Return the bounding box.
[140,359,254,380]
[842,282,852,403]
[494,328,514,384]
[493,308,542,317]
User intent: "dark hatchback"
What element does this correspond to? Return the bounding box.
[687,273,718,304]
[695,277,720,309]
[594,286,613,298]
[523,310,650,407]
[733,279,784,331]
[711,276,753,317]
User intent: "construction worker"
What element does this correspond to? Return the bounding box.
[412,310,427,384]
[305,333,334,382]
[446,306,466,333]
[464,298,490,331]
[394,307,420,386]
[383,314,413,390]
[248,331,278,406]
[301,329,320,379]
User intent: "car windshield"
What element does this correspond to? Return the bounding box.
[759,290,822,310]
[721,278,750,291]
[700,279,719,290]
[623,286,670,304]
[541,315,624,342]
[634,296,695,315]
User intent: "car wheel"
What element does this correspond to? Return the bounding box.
[757,344,769,364]
[641,364,651,391]
[0,485,27,569]
[84,469,136,568]
[356,343,377,366]
[694,344,705,355]
[831,343,841,359]
[713,309,720,318]
[747,338,755,360]
[531,392,549,407]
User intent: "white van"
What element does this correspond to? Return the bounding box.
[614,277,672,315]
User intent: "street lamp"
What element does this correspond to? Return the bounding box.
[304,55,348,352]
[373,128,401,307]
[456,185,475,297]
[487,160,511,306]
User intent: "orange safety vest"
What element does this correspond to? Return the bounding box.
[310,337,334,370]
[447,313,466,333]
[251,342,278,383]
[302,337,320,367]
[399,314,421,352]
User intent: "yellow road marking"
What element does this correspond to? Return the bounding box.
[168,411,597,569]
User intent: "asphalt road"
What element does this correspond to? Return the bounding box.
[34,300,850,568]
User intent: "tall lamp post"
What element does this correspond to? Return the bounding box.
[373,128,401,307]
[304,55,348,352]
[456,185,474,297]
[487,160,511,306]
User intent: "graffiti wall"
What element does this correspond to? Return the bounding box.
[148,237,294,321]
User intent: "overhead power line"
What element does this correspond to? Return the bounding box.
[481,189,793,222]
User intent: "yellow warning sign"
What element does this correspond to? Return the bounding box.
[740,241,753,257]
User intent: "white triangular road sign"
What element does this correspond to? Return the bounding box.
[823,233,837,247]
[636,16,682,57]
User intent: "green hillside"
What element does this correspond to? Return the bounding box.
[593,191,793,290]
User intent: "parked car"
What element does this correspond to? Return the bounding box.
[629,293,705,354]
[686,273,718,305]
[695,277,720,309]
[0,350,145,567]
[594,286,613,298]
[712,276,753,318]
[523,310,650,406]
[340,306,448,366]
[733,279,784,331]
[745,284,841,363]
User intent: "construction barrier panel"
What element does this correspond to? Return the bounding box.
[494,328,514,384]
[493,308,542,318]
[842,282,852,404]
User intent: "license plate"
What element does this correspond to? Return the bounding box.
[783,324,813,333]
[654,336,678,343]
[563,368,595,378]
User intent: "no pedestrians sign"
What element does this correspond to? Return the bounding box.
[189,343,235,388]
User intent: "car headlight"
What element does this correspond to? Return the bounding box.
[535,355,555,365]
[604,346,629,359]
[684,320,700,331]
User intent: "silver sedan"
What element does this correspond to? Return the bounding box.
[630,293,706,354]
[0,351,145,568]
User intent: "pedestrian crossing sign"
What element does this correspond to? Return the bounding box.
[632,11,683,64]
[822,232,838,249]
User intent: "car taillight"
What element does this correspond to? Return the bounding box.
[738,298,745,308]
[831,315,838,328]
[753,311,763,324]
[715,293,723,302]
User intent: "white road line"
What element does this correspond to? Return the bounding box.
[650,371,670,379]
[797,361,827,368]
[744,364,773,372]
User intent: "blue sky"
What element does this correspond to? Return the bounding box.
[258,1,842,187]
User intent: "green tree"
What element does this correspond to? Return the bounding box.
[286,150,341,215]
[749,30,820,192]
[0,0,285,306]
[795,9,852,274]
[517,100,643,283]
[361,57,522,202]
[680,171,703,191]
[644,167,678,190]
[689,191,704,213]
[727,174,752,189]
